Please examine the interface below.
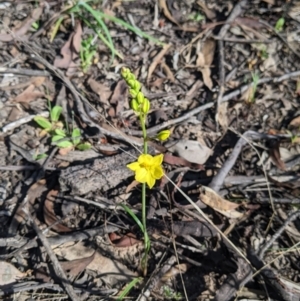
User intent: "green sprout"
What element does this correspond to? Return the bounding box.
[188,12,205,22]
[275,17,285,32]
[250,71,260,103]
[34,105,64,136]
[80,35,97,73]
[34,105,91,150]
[162,285,183,300]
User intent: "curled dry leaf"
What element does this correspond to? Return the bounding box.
[14,84,44,103]
[160,263,190,283]
[158,0,181,27]
[43,190,72,232]
[0,7,42,42]
[88,78,112,105]
[54,21,82,76]
[0,261,24,285]
[166,139,212,165]
[196,39,216,90]
[147,44,172,83]
[199,185,244,218]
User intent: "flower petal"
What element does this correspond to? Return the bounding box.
[151,166,164,179]
[138,154,153,165]
[135,167,148,183]
[146,172,155,189]
[153,154,163,165]
[127,161,140,171]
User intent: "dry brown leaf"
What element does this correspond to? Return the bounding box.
[161,61,175,82]
[200,67,213,90]
[0,7,42,42]
[147,44,172,83]
[14,84,44,103]
[54,22,82,73]
[197,1,216,20]
[268,140,286,170]
[160,263,190,283]
[110,80,128,115]
[109,232,140,247]
[288,115,300,128]
[197,39,215,90]
[202,39,215,67]
[54,33,73,68]
[158,0,181,27]
[216,101,228,132]
[60,253,96,278]
[0,261,25,285]
[199,185,243,218]
[43,190,72,232]
[163,153,204,169]
[7,106,22,122]
[88,78,112,104]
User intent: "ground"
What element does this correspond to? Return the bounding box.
[1,0,300,300]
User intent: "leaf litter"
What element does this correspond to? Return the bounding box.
[1,1,300,300]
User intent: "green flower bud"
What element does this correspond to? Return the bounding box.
[121,67,130,80]
[129,89,138,98]
[156,130,171,141]
[136,91,145,104]
[133,81,141,92]
[128,79,136,89]
[130,99,139,112]
[141,98,150,114]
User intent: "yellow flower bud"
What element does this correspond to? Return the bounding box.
[141,98,150,114]
[156,130,171,141]
[136,91,144,104]
[130,99,139,112]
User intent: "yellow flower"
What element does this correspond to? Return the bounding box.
[127,154,164,188]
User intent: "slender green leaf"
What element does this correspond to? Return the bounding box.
[72,128,81,145]
[117,277,142,301]
[56,141,74,148]
[76,143,91,151]
[50,106,62,122]
[54,129,66,136]
[34,116,52,130]
[78,2,115,65]
[52,135,66,142]
[120,204,145,233]
[34,153,48,160]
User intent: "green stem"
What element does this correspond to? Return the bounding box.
[139,114,150,265]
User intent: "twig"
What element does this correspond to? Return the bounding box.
[215,0,248,132]
[0,67,50,77]
[2,111,49,133]
[259,210,300,258]
[221,70,300,103]
[25,210,80,301]
[209,130,274,193]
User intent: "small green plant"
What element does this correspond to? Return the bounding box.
[188,12,205,22]
[162,285,183,300]
[80,35,97,73]
[34,105,64,136]
[121,68,170,274]
[249,71,260,103]
[51,1,164,70]
[275,17,285,32]
[34,105,91,150]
